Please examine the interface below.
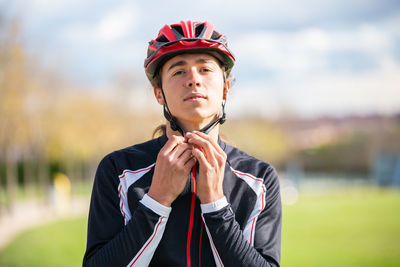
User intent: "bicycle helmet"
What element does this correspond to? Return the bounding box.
[144,20,235,87]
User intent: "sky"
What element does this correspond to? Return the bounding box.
[3,0,400,119]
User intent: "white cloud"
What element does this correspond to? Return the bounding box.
[61,24,92,44]
[293,65,400,116]
[24,0,83,18]
[60,2,139,44]
[228,17,400,118]
[227,85,283,119]
[229,58,400,118]
[94,4,138,42]
[232,22,394,76]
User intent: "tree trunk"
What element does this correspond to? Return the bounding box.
[5,149,17,213]
[23,155,35,196]
[38,157,49,203]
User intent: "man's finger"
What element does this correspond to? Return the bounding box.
[160,135,185,154]
[192,147,209,167]
[186,134,216,163]
[193,131,224,155]
[171,143,193,159]
[183,155,197,170]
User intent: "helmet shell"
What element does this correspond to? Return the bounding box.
[144,20,235,87]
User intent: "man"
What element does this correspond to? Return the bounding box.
[83,20,281,267]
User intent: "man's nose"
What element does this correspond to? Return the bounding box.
[185,68,201,88]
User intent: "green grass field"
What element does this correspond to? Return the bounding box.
[0,216,87,267]
[0,187,399,267]
[282,188,400,266]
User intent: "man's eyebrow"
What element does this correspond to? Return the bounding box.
[196,58,214,64]
[167,60,186,71]
[167,58,217,71]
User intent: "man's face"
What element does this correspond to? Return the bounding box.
[155,53,225,127]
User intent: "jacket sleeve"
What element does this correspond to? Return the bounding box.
[201,167,282,267]
[83,155,171,267]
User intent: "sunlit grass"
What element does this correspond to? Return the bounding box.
[0,216,87,267]
[0,187,399,266]
[282,188,400,266]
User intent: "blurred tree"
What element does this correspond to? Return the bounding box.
[0,17,30,212]
[295,118,400,175]
[221,118,291,167]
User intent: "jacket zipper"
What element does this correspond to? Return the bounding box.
[186,164,197,267]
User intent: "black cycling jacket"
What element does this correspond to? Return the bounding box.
[83,134,281,267]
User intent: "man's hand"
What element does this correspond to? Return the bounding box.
[148,135,196,207]
[186,131,226,204]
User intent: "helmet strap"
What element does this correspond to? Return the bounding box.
[158,72,228,137]
[158,76,185,136]
[199,72,228,134]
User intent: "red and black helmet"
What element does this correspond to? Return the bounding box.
[144,20,235,87]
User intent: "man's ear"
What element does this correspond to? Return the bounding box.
[153,87,165,105]
[223,73,235,100]
[223,86,230,100]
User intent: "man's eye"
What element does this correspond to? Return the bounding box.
[201,68,211,72]
[173,70,184,76]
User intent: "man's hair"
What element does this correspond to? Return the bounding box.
[152,124,166,138]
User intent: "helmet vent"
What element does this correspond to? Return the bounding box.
[211,31,221,40]
[171,25,184,38]
[195,23,205,37]
[156,35,169,43]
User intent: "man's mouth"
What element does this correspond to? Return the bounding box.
[184,93,207,102]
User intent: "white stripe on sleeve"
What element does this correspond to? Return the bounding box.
[126,216,168,267]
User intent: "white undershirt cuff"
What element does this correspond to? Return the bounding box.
[200,196,229,214]
[140,194,172,217]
